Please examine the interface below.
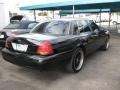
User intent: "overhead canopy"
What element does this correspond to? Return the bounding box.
[20,0,120,10]
[60,9,111,14]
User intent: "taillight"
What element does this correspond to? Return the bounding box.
[5,39,9,48]
[37,41,53,55]
[11,32,17,36]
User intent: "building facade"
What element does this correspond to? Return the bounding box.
[0,2,9,30]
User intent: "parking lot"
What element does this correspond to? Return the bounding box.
[0,34,119,90]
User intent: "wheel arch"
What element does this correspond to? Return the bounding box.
[74,44,86,55]
[108,34,110,39]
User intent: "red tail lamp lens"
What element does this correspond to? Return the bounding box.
[11,32,17,36]
[5,39,9,48]
[37,41,53,55]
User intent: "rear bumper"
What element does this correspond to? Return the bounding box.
[2,48,72,67]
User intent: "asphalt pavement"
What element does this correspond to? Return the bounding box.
[0,34,120,90]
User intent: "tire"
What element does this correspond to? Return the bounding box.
[101,39,109,50]
[66,48,84,73]
[113,21,117,25]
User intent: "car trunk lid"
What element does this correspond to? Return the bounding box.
[16,33,58,41]
[6,33,58,55]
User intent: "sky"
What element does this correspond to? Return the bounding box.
[2,0,71,11]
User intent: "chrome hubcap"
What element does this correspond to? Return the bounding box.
[106,41,109,49]
[74,50,84,70]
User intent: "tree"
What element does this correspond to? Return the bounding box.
[38,12,48,16]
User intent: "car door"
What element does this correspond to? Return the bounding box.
[74,20,95,54]
[90,21,105,49]
[77,20,97,54]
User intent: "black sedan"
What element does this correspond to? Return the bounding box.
[2,19,110,73]
[0,20,38,47]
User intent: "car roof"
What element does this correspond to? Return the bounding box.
[38,18,93,24]
[51,18,93,21]
[36,18,93,26]
[34,18,94,29]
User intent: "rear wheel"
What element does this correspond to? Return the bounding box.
[113,21,117,25]
[66,48,84,73]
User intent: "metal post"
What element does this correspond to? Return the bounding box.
[33,10,36,21]
[73,5,75,18]
[117,12,118,23]
[53,10,54,18]
[116,12,119,31]
[109,10,111,27]
[60,13,61,18]
[47,10,48,17]
[99,9,101,26]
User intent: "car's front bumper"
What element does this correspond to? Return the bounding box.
[2,48,72,67]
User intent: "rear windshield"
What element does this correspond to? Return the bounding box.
[4,23,20,29]
[32,21,70,35]
[4,22,37,29]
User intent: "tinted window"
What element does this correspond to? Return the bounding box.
[4,22,37,30]
[4,23,20,29]
[91,22,99,31]
[77,20,87,27]
[32,21,70,35]
[72,20,87,35]
[77,20,87,34]
[72,21,78,35]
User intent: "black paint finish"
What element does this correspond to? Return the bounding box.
[1,19,110,67]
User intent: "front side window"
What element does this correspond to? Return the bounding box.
[91,22,99,31]
[80,26,91,33]
[32,21,70,35]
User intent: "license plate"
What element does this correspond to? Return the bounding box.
[12,43,28,52]
[0,35,4,38]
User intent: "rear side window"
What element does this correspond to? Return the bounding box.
[4,22,37,30]
[72,21,78,35]
[32,21,70,35]
[77,20,87,27]
[71,20,91,34]
[77,20,88,34]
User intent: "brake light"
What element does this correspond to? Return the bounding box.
[5,39,9,48]
[11,32,17,36]
[37,41,53,55]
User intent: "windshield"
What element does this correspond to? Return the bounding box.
[32,21,70,35]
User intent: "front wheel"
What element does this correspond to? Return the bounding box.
[113,21,117,25]
[66,48,84,73]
